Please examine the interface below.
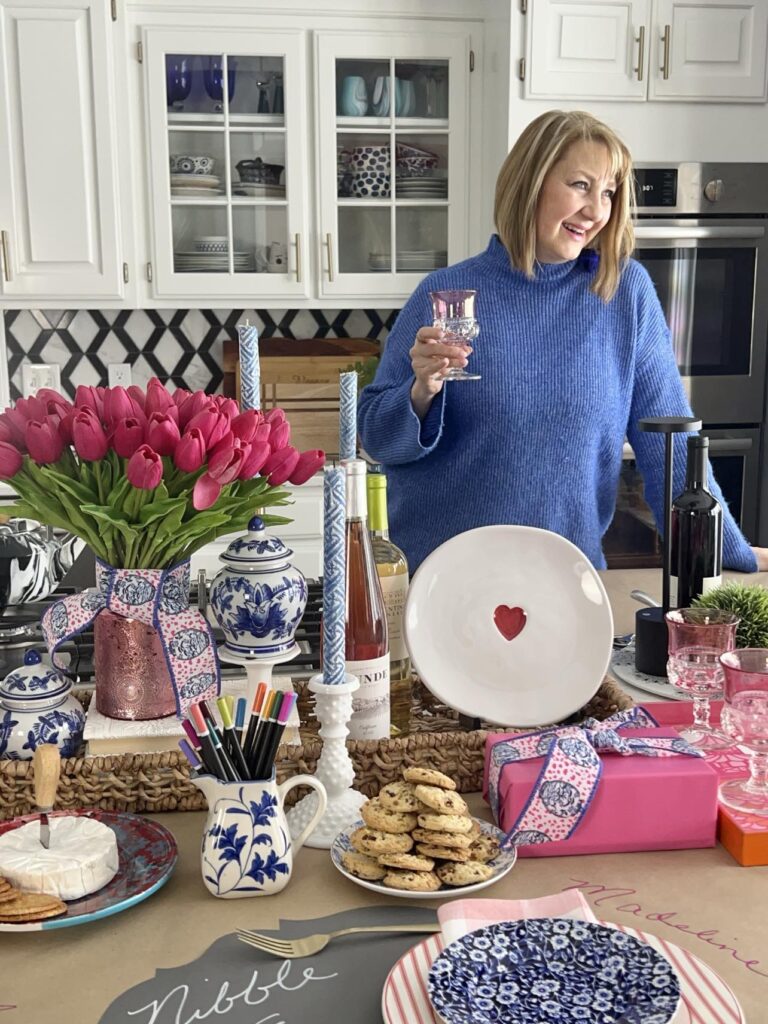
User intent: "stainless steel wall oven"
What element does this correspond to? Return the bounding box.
[605,163,768,567]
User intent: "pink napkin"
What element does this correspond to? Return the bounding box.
[437,889,597,947]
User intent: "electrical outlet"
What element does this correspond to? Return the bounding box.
[108,363,132,388]
[21,363,61,397]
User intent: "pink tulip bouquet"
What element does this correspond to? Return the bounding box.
[0,379,325,569]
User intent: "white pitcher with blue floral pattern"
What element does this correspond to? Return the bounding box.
[192,772,327,898]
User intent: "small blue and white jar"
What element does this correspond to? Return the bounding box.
[0,650,85,760]
[209,517,308,658]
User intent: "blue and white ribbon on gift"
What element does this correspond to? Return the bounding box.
[487,706,704,850]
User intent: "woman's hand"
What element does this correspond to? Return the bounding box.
[751,546,768,571]
[409,326,472,418]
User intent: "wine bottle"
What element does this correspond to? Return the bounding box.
[367,467,411,735]
[343,459,390,740]
[670,435,723,608]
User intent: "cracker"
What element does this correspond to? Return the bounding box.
[0,892,66,920]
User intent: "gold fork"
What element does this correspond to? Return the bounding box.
[237,922,441,958]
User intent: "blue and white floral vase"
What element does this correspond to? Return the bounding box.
[192,771,327,898]
[0,650,85,760]
[209,516,308,659]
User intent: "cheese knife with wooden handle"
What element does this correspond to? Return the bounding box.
[33,744,61,849]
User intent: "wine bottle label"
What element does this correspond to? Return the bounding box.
[378,574,409,663]
[670,573,722,608]
[347,654,390,741]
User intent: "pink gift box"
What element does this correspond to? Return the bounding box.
[483,725,719,857]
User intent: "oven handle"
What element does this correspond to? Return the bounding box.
[635,225,765,241]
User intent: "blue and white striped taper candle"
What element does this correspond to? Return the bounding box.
[322,465,347,685]
[238,320,261,411]
[338,371,358,461]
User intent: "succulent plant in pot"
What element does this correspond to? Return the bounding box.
[692,582,768,649]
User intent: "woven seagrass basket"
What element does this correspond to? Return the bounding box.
[0,677,632,820]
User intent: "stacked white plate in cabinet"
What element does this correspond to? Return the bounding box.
[170,173,224,197]
[174,251,255,272]
[231,182,286,198]
[397,249,447,271]
[396,177,448,199]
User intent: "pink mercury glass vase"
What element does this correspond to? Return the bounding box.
[93,610,176,720]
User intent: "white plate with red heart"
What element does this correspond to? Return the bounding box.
[403,525,614,726]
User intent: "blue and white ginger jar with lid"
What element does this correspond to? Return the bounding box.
[209,516,308,658]
[0,650,85,759]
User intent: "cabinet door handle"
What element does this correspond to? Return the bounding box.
[661,24,671,80]
[325,232,335,282]
[294,232,302,283]
[1,230,11,282]
[634,25,645,81]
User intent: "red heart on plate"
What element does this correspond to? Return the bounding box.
[493,605,527,642]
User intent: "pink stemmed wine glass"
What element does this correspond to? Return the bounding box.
[665,607,740,751]
[719,649,768,816]
[430,289,480,381]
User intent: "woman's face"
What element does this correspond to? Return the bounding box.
[534,140,616,264]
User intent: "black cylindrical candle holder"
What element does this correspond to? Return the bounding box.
[634,416,701,676]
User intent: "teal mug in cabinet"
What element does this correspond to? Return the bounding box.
[340,75,368,116]
[192,772,327,898]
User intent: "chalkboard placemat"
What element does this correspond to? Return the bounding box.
[99,905,438,1024]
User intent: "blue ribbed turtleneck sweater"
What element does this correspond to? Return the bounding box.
[358,234,756,575]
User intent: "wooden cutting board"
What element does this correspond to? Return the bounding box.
[222,337,380,457]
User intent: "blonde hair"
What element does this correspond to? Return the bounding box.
[494,110,635,302]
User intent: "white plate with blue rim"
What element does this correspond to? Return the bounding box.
[404,526,614,726]
[330,818,516,899]
[427,917,682,1024]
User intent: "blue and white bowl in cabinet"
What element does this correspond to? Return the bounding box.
[209,517,308,658]
[0,650,85,760]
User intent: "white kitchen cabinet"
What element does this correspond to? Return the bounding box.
[314,30,472,300]
[0,0,124,300]
[133,8,480,305]
[142,26,311,302]
[649,0,768,101]
[525,0,768,102]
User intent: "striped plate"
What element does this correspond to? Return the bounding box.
[381,922,745,1024]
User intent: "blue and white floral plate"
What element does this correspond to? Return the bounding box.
[427,918,681,1024]
[0,810,177,931]
[330,818,516,900]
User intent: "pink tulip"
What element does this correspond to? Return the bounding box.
[238,441,271,479]
[220,398,239,420]
[36,387,71,411]
[0,441,23,479]
[265,407,286,426]
[146,412,181,456]
[112,417,145,458]
[208,431,236,459]
[72,407,109,461]
[0,412,25,450]
[187,406,230,449]
[192,473,222,511]
[289,449,325,485]
[231,410,260,444]
[269,420,291,451]
[179,390,210,430]
[74,385,103,419]
[16,396,47,422]
[127,385,146,411]
[145,378,177,421]
[25,419,64,464]
[263,445,299,486]
[207,445,246,484]
[172,388,192,409]
[173,428,206,472]
[253,422,271,445]
[104,386,135,427]
[56,408,75,446]
[126,444,163,490]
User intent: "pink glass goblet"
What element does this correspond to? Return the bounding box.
[665,607,740,751]
[719,648,768,816]
[430,289,480,382]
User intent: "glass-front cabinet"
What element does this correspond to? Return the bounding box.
[315,32,470,300]
[144,28,309,299]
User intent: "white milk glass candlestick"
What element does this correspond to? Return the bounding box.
[430,289,480,381]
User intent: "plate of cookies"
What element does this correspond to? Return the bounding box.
[331,767,516,898]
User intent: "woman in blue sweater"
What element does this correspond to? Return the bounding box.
[358,109,768,574]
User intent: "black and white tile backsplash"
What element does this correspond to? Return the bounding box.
[3,308,399,400]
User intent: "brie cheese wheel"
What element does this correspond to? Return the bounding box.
[0,816,119,900]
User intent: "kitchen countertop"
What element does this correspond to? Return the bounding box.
[2,568,767,1023]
